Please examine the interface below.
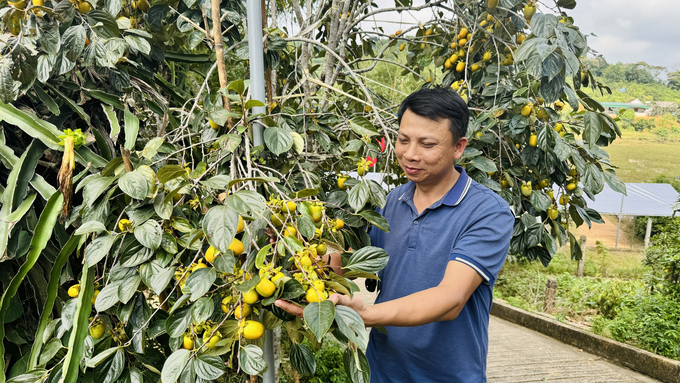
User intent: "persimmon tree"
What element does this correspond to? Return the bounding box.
[0,0,625,381]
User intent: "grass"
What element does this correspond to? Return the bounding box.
[603,130,680,183]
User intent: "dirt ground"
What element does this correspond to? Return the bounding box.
[573,214,643,250]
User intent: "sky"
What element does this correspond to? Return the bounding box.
[358,0,680,72]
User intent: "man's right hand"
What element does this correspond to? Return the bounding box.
[274,299,304,318]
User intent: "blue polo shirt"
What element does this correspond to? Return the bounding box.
[366,166,514,383]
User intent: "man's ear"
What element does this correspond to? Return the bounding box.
[453,137,468,160]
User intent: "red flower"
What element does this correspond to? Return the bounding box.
[366,156,377,167]
[377,137,386,152]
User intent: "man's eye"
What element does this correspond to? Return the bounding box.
[422,143,435,148]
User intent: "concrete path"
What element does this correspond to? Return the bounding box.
[487,317,659,382]
[354,280,659,382]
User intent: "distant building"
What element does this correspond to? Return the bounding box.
[601,101,650,116]
[644,101,678,116]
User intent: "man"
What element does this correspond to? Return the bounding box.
[277,88,514,382]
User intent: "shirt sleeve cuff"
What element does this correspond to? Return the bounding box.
[450,253,494,285]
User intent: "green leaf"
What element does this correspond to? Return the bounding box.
[33,84,60,115]
[349,116,379,137]
[119,170,151,200]
[165,307,193,338]
[291,132,304,154]
[191,297,214,324]
[0,103,61,149]
[255,244,272,270]
[95,281,121,312]
[348,182,370,213]
[124,108,139,151]
[203,205,239,253]
[161,349,191,383]
[124,35,151,55]
[470,157,498,173]
[344,246,389,274]
[195,355,225,380]
[201,175,233,190]
[358,211,390,233]
[38,337,62,366]
[101,104,121,139]
[296,215,316,240]
[84,234,116,266]
[140,261,176,294]
[0,135,55,200]
[334,306,369,350]
[4,192,36,223]
[603,171,626,196]
[6,370,48,383]
[244,99,265,109]
[290,342,316,376]
[280,279,305,300]
[158,165,187,184]
[225,190,267,217]
[86,347,121,368]
[74,221,107,236]
[556,0,577,9]
[183,267,216,301]
[227,79,245,94]
[154,192,173,220]
[60,263,94,383]
[49,85,90,124]
[0,192,63,377]
[239,344,267,376]
[264,126,293,155]
[303,301,336,342]
[583,111,602,148]
[343,348,370,383]
[213,254,236,274]
[95,350,125,383]
[118,275,141,304]
[531,14,559,38]
[0,61,18,104]
[530,191,552,211]
[28,235,80,370]
[62,25,87,62]
[134,220,162,250]
[141,137,165,159]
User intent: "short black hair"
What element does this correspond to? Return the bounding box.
[397,88,469,142]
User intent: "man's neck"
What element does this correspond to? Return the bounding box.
[413,167,460,206]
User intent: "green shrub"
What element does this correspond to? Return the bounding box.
[633,118,655,131]
[596,293,680,359]
[634,175,680,240]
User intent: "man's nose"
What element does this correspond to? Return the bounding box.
[402,144,419,161]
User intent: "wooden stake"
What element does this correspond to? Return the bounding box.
[211,0,233,128]
[577,235,586,277]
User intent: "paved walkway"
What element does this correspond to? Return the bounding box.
[355,280,659,382]
[487,317,659,382]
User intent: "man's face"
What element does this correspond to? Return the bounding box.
[395,109,468,186]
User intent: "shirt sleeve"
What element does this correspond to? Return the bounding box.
[449,207,515,285]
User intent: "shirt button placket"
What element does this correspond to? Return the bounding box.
[408,218,420,249]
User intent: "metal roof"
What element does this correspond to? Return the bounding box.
[601,102,650,110]
[583,183,679,217]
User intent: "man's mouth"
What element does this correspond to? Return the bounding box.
[403,166,422,175]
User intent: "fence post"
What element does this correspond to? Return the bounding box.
[544,278,557,313]
[577,235,586,277]
[644,217,653,249]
